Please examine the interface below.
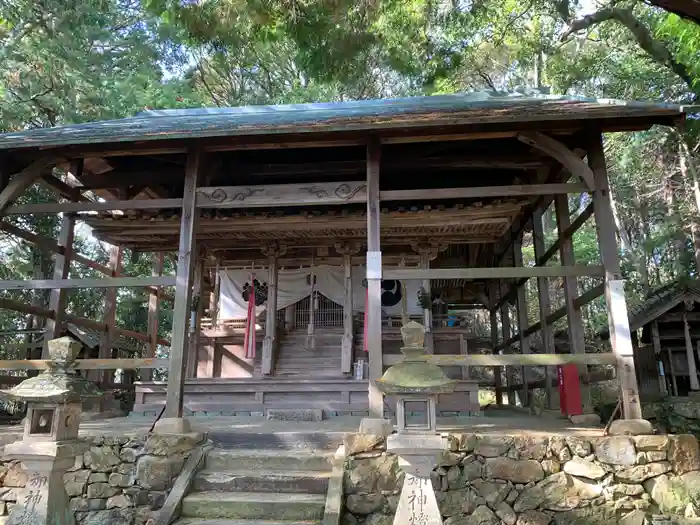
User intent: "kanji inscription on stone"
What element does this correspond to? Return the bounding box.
[393,473,442,525]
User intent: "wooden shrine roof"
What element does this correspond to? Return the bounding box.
[0,92,684,153]
[627,279,700,332]
[649,0,700,23]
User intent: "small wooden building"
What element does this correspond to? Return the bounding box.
[627,279,700,399]
[0,92,687,423]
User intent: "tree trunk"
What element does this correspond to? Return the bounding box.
[678,137,700,273]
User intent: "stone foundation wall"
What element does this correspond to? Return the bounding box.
[0,433,204,525]
[342,432,700,525]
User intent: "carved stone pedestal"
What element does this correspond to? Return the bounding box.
[389,434,446,525]
[5,441,86,525]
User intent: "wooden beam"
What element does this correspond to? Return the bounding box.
[532,209,556,409]
[197,181,367,209]
[537,201,595,266]
[555,194,590,405]
[0,358,170,370]
[151,447,206,525]
[501,298,516,405]
[5,198,183,214]
[489,281,503,406]
[0,222,174,302]
[42,215,75,358]
[164,148,202,420]
[0,298,54,319]
[495,283,604,351]
[381,183,587,202]
[0,276,175,290]
[366,137,383,419]
[0,298,170,346]
[384,266,604,280]
[589,130,642,420]
[145,253,164,381]
[513,236,531,406]
[0,157,58,215]
[517,132,595,189]
[658,312,700,322]
[383,353,618,367]
[187,259,205,379]
[98,245,122,387]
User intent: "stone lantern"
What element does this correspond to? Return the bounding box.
[1,336,102,525]
[373,321,456,525]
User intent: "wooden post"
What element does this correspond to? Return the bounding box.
[367,138,384,418]
[186,258,205,378]
[262,243,285,375]
[307,258,316,352]
[161,149,202,426]
[512,235,531,406]
[554,193,591,411]
[337,242,360,375]
[97,245,122,389]
[500,300,516,405]
[532,210,557,409]
[589,131,642,420]
[42,214,75,358]
[144,252,164,381]
[209,258,221,327]
[490,281,503,405]
[683,312,700,391]
[460,334,470,380]
[650,320,668,396]
[285,305,296,332]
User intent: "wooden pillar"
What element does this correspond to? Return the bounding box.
[460,334,470,380]
[650,320,668,396]
[554,193,591,411]
[97,245,122,388]
[532,210,557,409]
[144,252,164,381]
[490,282,503,405]
[512,235,531,406]
[589,131,642,420]
[42,214,75,358]
[683,312,700,391]
[366,138,384,418]
[500,300,517,405]
[337,242,360,375]
[209,258,221,326]
[161,149,202,424]
[262,243,285,376]
[307,260,316,352]
[285,305,296,332]
[186,258,205,379]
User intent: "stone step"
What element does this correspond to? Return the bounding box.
[205,448,335,471]
[175,520,319,525]
[181,491,326,521]
[193,469,330,493]
[208,432,342,451]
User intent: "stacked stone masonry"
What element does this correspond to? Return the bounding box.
[342,432,700,525]
[0,433,203,525]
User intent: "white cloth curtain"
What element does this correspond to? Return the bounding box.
[218,265,423,319]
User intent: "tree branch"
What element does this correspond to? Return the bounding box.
[560,7,696,92]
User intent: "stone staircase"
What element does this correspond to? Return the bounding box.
[174,431,342,525]
[272,328,344,378]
